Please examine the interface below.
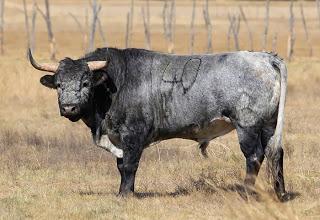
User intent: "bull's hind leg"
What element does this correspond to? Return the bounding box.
[261,124,286,201]
[236,126,265,187]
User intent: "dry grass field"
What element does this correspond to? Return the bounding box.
[0,0,319,219]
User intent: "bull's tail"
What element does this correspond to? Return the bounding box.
[272,57,287,155]
[265,56,288,199]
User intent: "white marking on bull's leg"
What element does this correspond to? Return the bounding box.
[97,135,123,158]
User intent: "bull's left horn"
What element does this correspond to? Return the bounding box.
[28,49,59,73]
[87,61,108,71]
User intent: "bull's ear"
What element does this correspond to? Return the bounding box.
[40,75,56,89]
[93,72,108,86]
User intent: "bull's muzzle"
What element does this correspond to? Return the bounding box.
[60,104,80,118]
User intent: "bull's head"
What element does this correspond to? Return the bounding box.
[28,49,109,122]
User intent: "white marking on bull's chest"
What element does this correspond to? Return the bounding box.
[97,135,123,158]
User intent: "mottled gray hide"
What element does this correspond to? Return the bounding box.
[102,49,287,199]
[31,48,287,200]
[146,51,280,140]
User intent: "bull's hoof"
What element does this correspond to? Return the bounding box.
[277,191,300,202]
[201,149,209,158]
[241,185,260,202]
[277,192,291,202]
[117,191,134,198]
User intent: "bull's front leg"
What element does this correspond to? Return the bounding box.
[117,146,143,196]
[116,121,148,196]
[94,129,143,195]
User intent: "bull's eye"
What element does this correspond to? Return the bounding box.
[82,82,89,88]
[56,83,61,88]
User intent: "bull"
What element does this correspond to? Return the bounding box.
[28,48,288,201]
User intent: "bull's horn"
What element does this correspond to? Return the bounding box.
[87,61,108,71]
[28,49,59,73]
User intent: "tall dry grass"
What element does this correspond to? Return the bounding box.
[0,0,319,219]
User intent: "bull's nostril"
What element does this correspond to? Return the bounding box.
[61,105,78,114]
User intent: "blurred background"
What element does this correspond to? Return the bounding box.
[0,1,319,219]
[3,0,320,58]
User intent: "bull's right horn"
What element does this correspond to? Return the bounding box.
[87,60,108,71]
[28,49,59,73]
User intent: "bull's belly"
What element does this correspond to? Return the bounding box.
[179,117,235,142]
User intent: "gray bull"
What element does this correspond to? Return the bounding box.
[28,48,288,201]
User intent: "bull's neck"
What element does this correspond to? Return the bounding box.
[81,85,111,132]
[106,48,153,90]
[80,47,153,130]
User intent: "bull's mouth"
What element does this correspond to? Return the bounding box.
[63,114,82,122]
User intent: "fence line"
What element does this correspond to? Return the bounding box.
[203,0,212,53]
[239,5,253,51]
[300,3,312,57]
[0,0,5,54]
[37,0,56,60]
[141,6,151,50]
[262,0,270,51]
[287,0,295,62]
[189,0,196,55]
